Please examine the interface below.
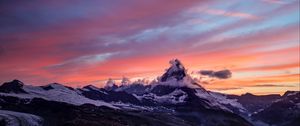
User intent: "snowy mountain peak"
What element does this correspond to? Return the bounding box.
[155,59,204,89]
[160,59,187,82]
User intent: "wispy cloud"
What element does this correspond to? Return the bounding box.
[262,0,287,4]
[203,9,258,20]
[0,0,298,95]
[234,62,299,71]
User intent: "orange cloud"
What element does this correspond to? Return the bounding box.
[234,62,299,71]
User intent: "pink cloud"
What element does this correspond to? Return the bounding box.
[204,9,258,20]
[262,0,287,4]
[0,0,298,93]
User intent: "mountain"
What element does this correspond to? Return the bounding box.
[0,59,298,126]
[0,81,116,108]
[0,79,27,93]
[160,59,187,82]
[139,59,246,113]
[227,93,281,114]
[226,91,300,126]
[0,80,251,126]
[80,85,141,104]
[252,91,300,126]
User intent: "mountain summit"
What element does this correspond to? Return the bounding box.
[157,59,201,89]
[160,59,187,82]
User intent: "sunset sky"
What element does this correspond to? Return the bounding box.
[0,0,299,95]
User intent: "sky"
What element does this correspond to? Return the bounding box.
[0,0,299,95]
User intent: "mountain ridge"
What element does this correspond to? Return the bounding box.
[0,59,299,126]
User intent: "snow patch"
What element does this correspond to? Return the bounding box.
[139,89,188,104]
[112,101,154,111]
[0,85,118,109]
[195,89,246,113]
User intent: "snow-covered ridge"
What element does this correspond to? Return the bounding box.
[195,89,246,113]
[0,83,117,109]
[138,89,188,104]
[273,91,300,103]
[0,110,43,126]
[0,59,249,116]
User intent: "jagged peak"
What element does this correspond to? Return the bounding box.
[160,59,187,82]
[155,59,205,89]
[168,59,186,72]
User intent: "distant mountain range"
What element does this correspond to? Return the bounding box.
[0,59,299,126]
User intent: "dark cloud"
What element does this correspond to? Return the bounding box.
[214,70,232,79]
[199,69,232,79]
[199,70,214,76]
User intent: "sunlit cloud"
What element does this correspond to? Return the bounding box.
[262,0,287,4]
[0,0,298,95]
[203,9,259,20]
